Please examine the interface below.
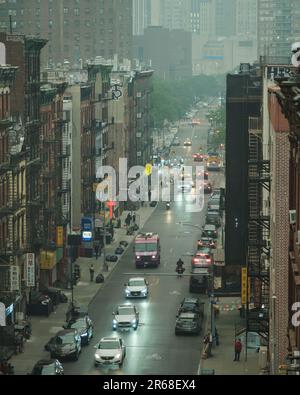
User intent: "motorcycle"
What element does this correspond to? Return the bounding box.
[176,266,185,278]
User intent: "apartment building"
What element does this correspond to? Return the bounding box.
[0,0,133,66]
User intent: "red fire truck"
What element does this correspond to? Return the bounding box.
[134,233,161,268]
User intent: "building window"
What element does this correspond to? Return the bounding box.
[74,8,80,16]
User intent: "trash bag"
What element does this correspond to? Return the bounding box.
[96,274,104,284]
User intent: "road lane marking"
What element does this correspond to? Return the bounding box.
[170,248,173,253]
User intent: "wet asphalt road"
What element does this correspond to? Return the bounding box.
[63,115,224,375]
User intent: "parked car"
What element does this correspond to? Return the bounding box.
[184,139,192,147]
[202,224,218,240]
[30,359,64,375]
[206,211,221,228]
[94,337,126,368]
[177,298,204,317]
[112,304,139,331]
[204,181,213,194]
[64,315,94,345]
[175,312,202,335]
[208,198,221,213]
[44,329,82,361]
[189,267,210,294]
[124,278,149,298]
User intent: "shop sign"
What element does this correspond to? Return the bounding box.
[56,226,63,247]
[10,265,20,291]
[25,253,35,287]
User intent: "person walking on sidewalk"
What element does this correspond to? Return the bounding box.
[132,212,136,224]
[234,339,242,361]
[89,264,95,282]
[94,244,99,260]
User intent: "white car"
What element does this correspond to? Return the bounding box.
[112,304,139,331]
[125,278,149,298]
[94,337,126,368]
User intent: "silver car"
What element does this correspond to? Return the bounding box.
[112,304,139,331]
[125,278,149,298]
[94,337,126,368]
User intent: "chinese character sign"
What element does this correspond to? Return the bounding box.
[25,253,35,287]
[10,265,20,291]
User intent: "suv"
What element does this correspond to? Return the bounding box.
[45,329,82,361]
[175,312,202,335]
[112,304,139,331]
[177,298,204,317]
[206,211,221,228]
[190,267,210,294]
[202,224,218,240]
[124,278,149,298]
[64,315,94,345]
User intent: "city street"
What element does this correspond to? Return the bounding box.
[61,115,224,375]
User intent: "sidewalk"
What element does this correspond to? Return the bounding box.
[10,205,156,375]
[200,298,260,376]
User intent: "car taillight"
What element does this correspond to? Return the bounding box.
[193,258,200,263]
[206,259,212,264]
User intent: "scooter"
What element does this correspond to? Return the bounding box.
[176,266,185,278]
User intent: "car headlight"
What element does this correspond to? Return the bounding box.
[114,353,121,359]
[125,289,130,294]
[151,255,156,259]
[113,319,118,325]
[95,354,101,360]
[141,288,147,294]
[81,332,88,337]
[131,319,137,325]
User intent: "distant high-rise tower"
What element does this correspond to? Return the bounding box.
[159,0,190,31]
[133,0,146,36]
[190,0,215,36]
[258,0,294,59]
[0,0,133,65]
[215,0,236,37]
[236,0,258,38]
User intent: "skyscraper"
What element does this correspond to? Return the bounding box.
[236,0,258,38]
[215,0,236,37]
[159,0,191,31]
[258,0,294,59]
[133,0,146,36]
[0,0,133,66]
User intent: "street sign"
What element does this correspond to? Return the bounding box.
[145,163,152,176]
[25,253,35,287]
[82,231,93,242]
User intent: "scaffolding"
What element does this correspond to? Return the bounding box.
[246,117,270,346]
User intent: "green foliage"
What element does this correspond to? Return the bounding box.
[207,105,226,146]
[150,75,225,129]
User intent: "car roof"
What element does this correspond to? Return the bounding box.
[179,312,196,319]
[204,225,216,230]
[56,329,76,336]
[182,297,199,304]
[100,337,120,343]
[129,277,145,282]
[196,248,211,254]
[206,211,219,216]
[34,359,57,367]
[200,237,213,241]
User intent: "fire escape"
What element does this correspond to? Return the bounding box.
[247,117,270,344]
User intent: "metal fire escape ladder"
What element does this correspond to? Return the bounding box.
[247,118,270,344]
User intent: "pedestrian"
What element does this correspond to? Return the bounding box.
[89,264,95,282]
[234,338,242,361]
[215,328,219,346]
[132,213,136,224]
[94,244,99,260]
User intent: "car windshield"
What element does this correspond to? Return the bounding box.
[98,341,119,350]
[33,363,55,375]
[135,243,157,252]
[70,319,86,330]
[55,334,74,344]
[182,302,197,310]
[128,280,145,287]
[117,307,135,315]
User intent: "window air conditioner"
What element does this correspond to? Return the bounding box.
[289,210,296,225]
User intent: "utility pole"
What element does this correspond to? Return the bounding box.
[101,203,108,272]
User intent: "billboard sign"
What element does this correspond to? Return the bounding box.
[10,265,20,291]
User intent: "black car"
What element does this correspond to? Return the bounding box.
[64,315,94,345]
[175,312,202,335]
[30,359,64,375]
[206,211,221,228]
[45,329,82,361]
[177,298,204,318]
[190,267,210,294]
